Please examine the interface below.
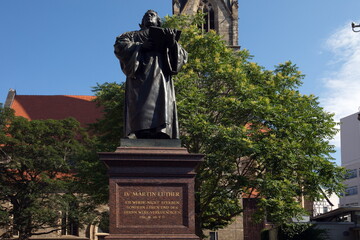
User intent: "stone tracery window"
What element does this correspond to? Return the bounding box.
[199,0,215,32]
[61,201,79,236]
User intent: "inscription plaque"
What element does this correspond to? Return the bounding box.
[117,184,186,226]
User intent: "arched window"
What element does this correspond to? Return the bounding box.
[199,0,215,32]
[61,201,79,236]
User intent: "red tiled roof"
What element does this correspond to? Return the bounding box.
[242,189,260,199]
[10,95,103,127]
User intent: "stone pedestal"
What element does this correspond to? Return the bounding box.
[99,139,204,240]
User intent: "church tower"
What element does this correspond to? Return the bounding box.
[173,0,239,49]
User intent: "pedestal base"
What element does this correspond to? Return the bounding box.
[99,140,203,240]
[105,234,199,240]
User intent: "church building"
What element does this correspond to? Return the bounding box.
[173,2,266,240]
[173,0,239,49]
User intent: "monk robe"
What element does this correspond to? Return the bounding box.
[114,28,188,139]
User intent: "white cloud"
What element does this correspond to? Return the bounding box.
[320,21,360,148]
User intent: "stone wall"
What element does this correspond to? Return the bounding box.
[173,0,239,48]
[243,198,265,240]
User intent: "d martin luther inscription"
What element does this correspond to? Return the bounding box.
[118,186,185,226]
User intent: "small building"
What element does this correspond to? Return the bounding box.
[313,193,339,217]
[4,89,102,128]
[312,207,360,240]
[340,112,360,207]
[1,89,107,240]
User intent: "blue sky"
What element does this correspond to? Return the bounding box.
[1,0,360,164]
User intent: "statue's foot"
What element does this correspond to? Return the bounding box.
[135,129,170,139]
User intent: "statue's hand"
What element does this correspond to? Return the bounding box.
[142,40,154,51]
[164,28,176,47]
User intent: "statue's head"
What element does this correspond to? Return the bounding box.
[140,10,162,30]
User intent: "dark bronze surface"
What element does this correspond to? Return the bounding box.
[120,138,182,148]
[114,10,188,139]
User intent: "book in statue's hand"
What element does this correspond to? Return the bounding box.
[149,26,181,51]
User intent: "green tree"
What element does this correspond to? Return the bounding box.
[93,13,345,237]
[0,107,100,240]
[278,223,328,240]
[90,82,125,152]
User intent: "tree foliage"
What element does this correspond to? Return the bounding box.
[93,13,345,234]
[0,107,101,240]
[278,223,328,240]
[90,82,125,152]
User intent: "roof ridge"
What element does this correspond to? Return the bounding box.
[15,94,95,96]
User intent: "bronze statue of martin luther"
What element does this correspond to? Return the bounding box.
[114,10,188,139]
